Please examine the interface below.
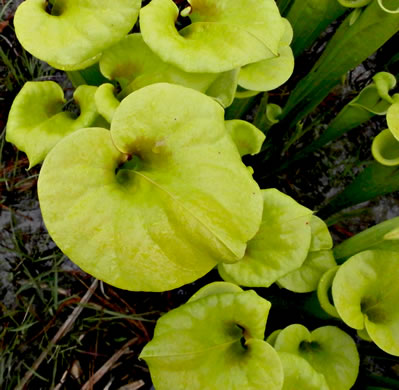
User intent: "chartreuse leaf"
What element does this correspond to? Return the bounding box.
[387,95,399,140]
[14,0,140,70]
[308,216,332,251]
[350,76,396,115]
[235,88,262,99]
[357,327,373,342]
[277,251,336,293]
[100,34,238,108]
[6,81,99,168]
[238,19,294,93]
[250,102,283,135]
[100,34,163,90]
[266,104,283,126]
[224,120,265,157]
[274,324,359,390]
[373,72,397,104]
[332,250,399,356]
[218,189,312,287]
[372,129,399,166]
[267,330,283,346]
[187,282,243,303]
[110,84,263,260]
[346,86,390,115]
[278,352,329,390]
[38,84,263,292]
[94,84,120,123]
[206,69,240,108]
[237,46,294,94]
[140,285,283,390]
[140,0,284,73]
[317,266,341,318]
[277,216,336,293]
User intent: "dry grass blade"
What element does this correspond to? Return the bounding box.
[118,380,146,390]
[14,278,99,390]
[80,337,139,390]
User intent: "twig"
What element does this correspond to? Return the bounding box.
[80,337,138,390]
[15,279,99,390]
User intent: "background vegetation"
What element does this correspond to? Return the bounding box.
[1,0,399,388]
